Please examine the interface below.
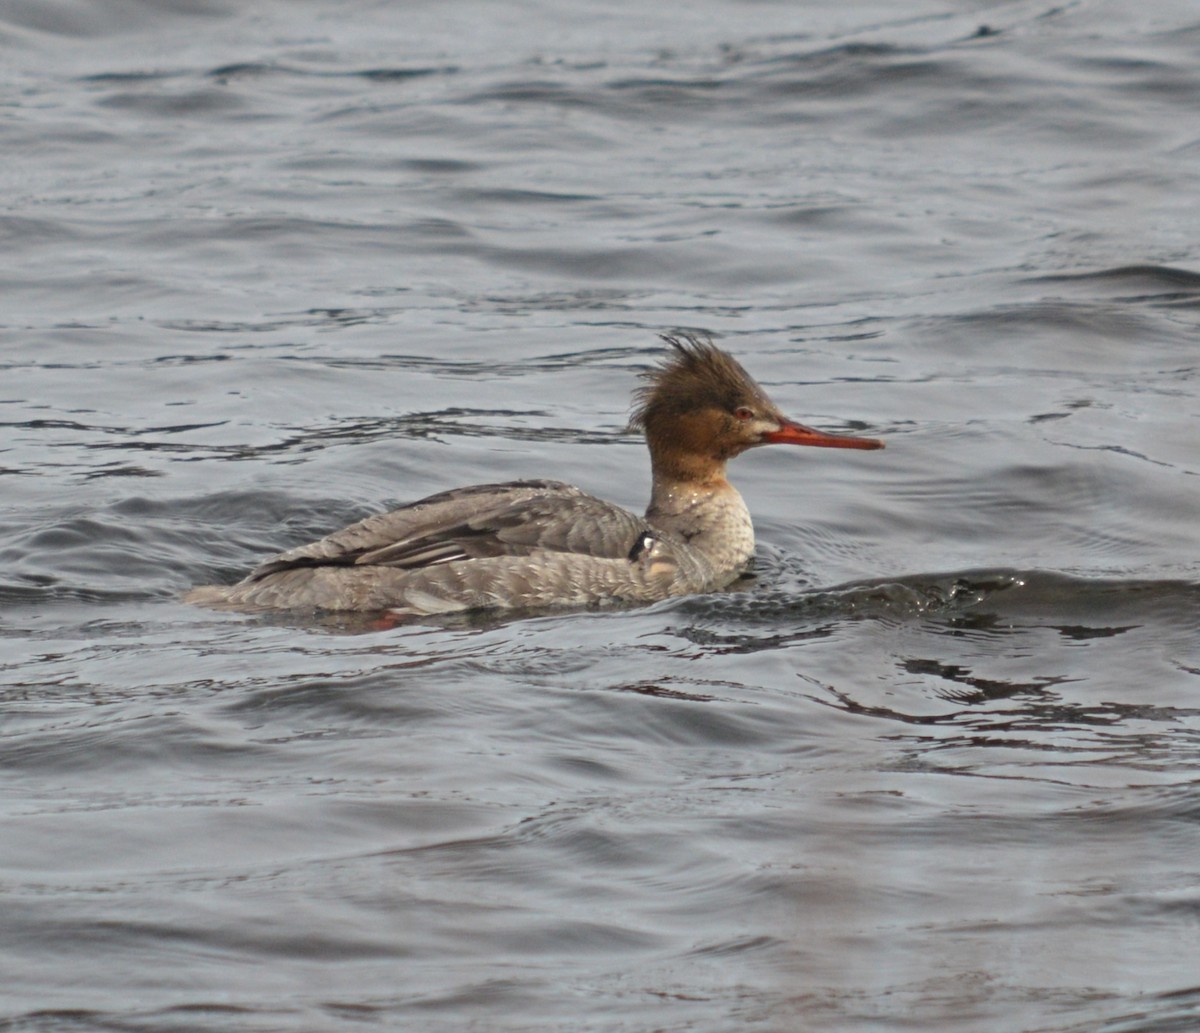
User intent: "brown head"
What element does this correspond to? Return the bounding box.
[630,333,883,484]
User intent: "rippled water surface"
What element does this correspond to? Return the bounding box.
[3,1,1199,1030]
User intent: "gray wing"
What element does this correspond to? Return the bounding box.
[244,479,652,583]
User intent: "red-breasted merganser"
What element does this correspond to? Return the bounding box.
[185,334,883,616]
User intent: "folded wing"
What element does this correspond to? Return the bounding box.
[244,479,653,582]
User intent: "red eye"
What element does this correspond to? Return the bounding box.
[734,406,754,422]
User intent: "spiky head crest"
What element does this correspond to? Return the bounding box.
[629,333,776,435]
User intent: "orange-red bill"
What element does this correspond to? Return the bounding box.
[762,418,884,450]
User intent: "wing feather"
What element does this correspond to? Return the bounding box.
[244,479,652,583]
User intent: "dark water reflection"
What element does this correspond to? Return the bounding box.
[4,1,1200,1031]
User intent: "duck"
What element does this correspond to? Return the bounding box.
[185,333,883,616]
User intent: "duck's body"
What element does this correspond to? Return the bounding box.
[185,335,883,616]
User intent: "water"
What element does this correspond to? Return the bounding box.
[3,1,1199,1030]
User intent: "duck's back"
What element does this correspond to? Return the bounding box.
[185,479,715,615]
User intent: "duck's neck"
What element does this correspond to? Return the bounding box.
[644,454,756,578]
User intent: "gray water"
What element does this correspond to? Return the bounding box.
[3,1,1199,1030]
